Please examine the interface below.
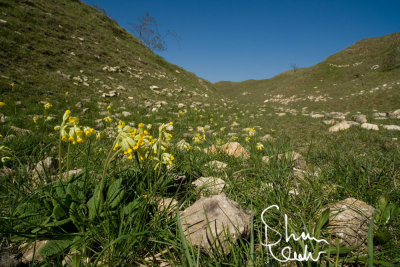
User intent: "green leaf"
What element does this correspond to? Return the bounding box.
[87,184,101,220]
[378,195,388,211]
[314,208,330,238]
[87,194,100,221]
[55,180,67,199]
[106,178,124,208]
[67,183,86,204]
[123,198,142,215]
[52,204,66,220]
[38,239,74,257]
[45,217,72,227]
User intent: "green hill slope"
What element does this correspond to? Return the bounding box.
[216,32,400,112]
[0,0,217,103]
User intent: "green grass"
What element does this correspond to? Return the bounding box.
[0,0,400,266]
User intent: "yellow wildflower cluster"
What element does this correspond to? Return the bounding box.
[193,130,206,143]
[103,116,113,123]
[256,142,264,151]
[113,121,175,170]
[55,110,95,145]
[114,121,155,160]
[177,109,187,118]
[244,127,256,137]
[44,100,53,110]
[179,141,192,151]
[0,102,6,107]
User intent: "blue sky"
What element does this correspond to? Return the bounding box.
[82,0,400,83]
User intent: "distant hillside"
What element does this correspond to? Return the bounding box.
[215,32,400,112]
[0,0,217,103]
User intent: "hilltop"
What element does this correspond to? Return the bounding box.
[0,0,217,105]
[215,32,400,112]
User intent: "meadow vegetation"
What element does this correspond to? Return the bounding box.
[0,0,399,266]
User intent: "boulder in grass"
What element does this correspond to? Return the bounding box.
[361,123,378,131]
[259,134,274,142]
[20,240,48,264]
[205,160,227,170]
[33,157,59,181]
[323,119,336,125]
[206,142,250,159]
[382,125,400,131]
[122,111,132,117]
[192,177,227,196]
[329,121,359,132]
[156,197,178,215]
[10,126,31,136]
[179,193,252,256]
[322,198,374,247]
[352,114,367,124]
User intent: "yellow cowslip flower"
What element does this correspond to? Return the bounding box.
[127,154,133,159]
[179,141,191,151]
[169,121,173,125]
[220,127,226,132]
[256,143,264,151]
[69,116,78,124]
[44,101,52,110]
[161,153,174,165]
[166,133,173,141]
[84,128,95,137]
[246,137,251,143]
[107,103,113,110]
[96,132,102,140]
[32,116,38,124]
[76,129,83,137]
[65,110,71,115]
[118,120,125,129]
[103,116,112,123]
[61,135,68,142]
[0,102,6,107]
[138,123,144,128]
[113,143,119,151]
[77,137,85,143]
[147,124,152,130]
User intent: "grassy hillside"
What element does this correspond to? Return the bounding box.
[216,32,400,112]
[0,1,399,266]
[0,0,217,104]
